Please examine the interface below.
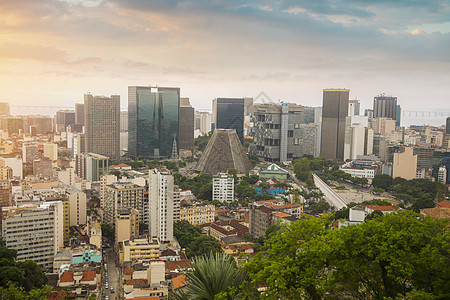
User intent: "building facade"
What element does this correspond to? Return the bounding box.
[248,103,320,162]
[148,169,174,242]
[180,202,215,225]
[179,98,194,152]
[128,86,180,159]
[84,94,120,160]
[373,95,397,121]
[212,173,235,203]
[320,89,349,160]
[213,98,244,140]
[104,182,147,227]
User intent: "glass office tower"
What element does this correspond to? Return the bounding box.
[214,98,244,140]
[128,86,179,159]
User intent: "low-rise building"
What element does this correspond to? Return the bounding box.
[119,236,161,264]
[180,200,215,225]
[340,155,382,179]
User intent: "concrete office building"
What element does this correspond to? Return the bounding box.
[348,99,360,116]
[23,144,39,164]
[393,147,418,180]
[343,115,371,161]
[84,94,120,160]
[75,153,109,182]
[373,95,397,121]
[320,89,349,160]
[212,173,235,203]
[0,102,10,115]
[371,117,396,135]
[128,86,180,159]
[43,142,58,161]
[213,98,245,140]
[249,103,321,162]
[120,111,128,132]
[148,169,174,243]
[55,110,75,133]
[33,158,53,178]
[195,111,212,136]
[0,116,26,135]
[2,202,64,270]
[0,157,23,180]
[75,103,84,126]
[26,115,53,134]
[179,98,194,152]
[104,182,147,227]
[0,180,11,209]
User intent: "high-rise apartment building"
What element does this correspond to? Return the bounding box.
[100,174,118,209]
[84,94,120,160]
[249,103,320,162]
[213,98,245,140]
[128,86,180,159]
[212,173,234,203]
[2,202,64,270]
[104,182,147,227]
[179,98,194,152]
[0,180,11,209]
[148,169,174,242]
[373,95,397,121]
[320,89,350,159]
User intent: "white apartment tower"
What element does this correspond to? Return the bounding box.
[212,173,235,203]
[148,169,174,243]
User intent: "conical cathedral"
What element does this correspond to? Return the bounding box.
[195,129,253,174]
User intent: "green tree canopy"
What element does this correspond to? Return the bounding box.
[245,211,449,299]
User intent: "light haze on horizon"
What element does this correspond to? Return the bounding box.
[1,0,450,112]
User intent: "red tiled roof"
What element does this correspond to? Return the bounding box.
[437,200,450,208]
[161,249,177,257]
[109,165,118,169]
[59,272,74,282]
[165,259,191,271]
[274,212,291,218]
[420,207,450,219]
[117,163,131,167]
[366,205,401,211]
[124,267,133,275]
[81,270,96,282]
[124,279,148,285]
[172,274,188,290]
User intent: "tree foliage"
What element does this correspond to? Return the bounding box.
[101,223,115,242]
[173,221,221,258]
[0,247,50,295]
[244,212,450,299]
[172,252,243,300]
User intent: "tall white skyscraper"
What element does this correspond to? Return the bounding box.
[148,169,174,243]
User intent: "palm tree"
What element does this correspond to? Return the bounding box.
[171,252,243,300]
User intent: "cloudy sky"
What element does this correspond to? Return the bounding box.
[1,0,449,113]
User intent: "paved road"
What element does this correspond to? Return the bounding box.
[102,248,122,300]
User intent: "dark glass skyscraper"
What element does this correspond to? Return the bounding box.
[446,117,450,135]
[128,86,180,159]
[214,98,244,140]
[320,89,349,160]
[373,95,397,121]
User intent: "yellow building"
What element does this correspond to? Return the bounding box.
[180,202,215,225]
[119,237,160,264]
[0,166,13,179]
[115,208,139,246]
[393,147,417,180]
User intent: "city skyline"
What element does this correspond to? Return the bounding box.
[1,1,449,112]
